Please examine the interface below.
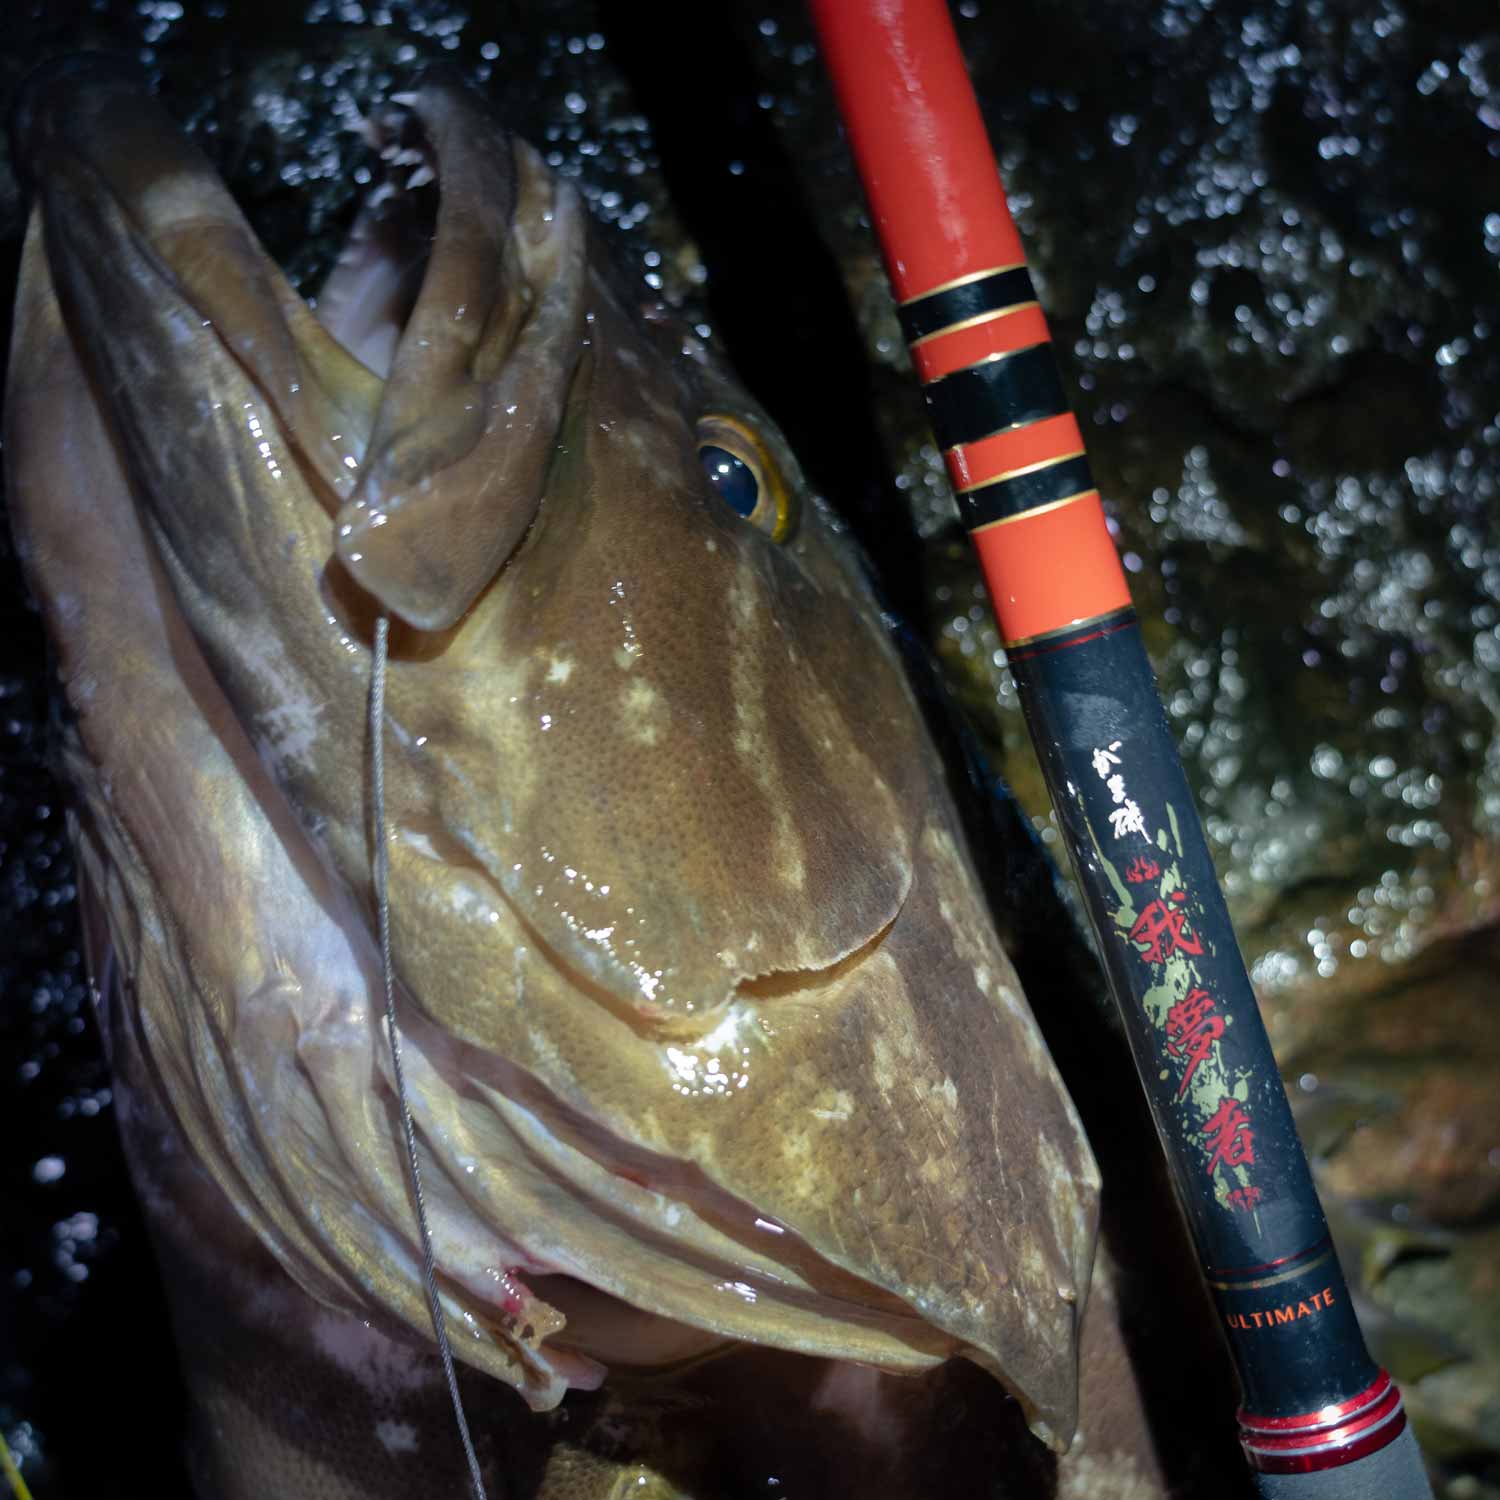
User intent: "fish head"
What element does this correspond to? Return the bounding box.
[6,58,1099,1448]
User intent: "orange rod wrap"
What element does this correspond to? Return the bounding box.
[812,0,1129,644]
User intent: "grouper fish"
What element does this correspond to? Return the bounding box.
[5,57,1177,1498]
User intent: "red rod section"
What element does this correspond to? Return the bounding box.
[814,0,1130,649]
[813,1,1026,301]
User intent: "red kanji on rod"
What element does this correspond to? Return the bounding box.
[1166,986,1225,1098]
[1202,1098,1256,1176]
[1129,890,1203,964]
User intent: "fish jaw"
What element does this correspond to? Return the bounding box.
[331,100,592,633]
[5,58,1100,1448]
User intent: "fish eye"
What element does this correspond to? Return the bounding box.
[700,446,758,518]
[696,415,796,542]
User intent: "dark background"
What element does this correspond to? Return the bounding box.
[4,1,1500,1495]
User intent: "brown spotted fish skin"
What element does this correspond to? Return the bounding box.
[6,56,1172,1497]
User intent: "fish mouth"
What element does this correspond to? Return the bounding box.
[311,90,449,381]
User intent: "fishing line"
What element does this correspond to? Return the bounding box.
[370,614,491,1500]
[0,1429,34,1500]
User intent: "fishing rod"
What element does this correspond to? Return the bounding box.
[807,2,1435,1495]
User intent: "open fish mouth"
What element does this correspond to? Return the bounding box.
[6,57,1100,1445]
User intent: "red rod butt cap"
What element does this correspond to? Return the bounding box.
[1238,1370,1408,1475]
